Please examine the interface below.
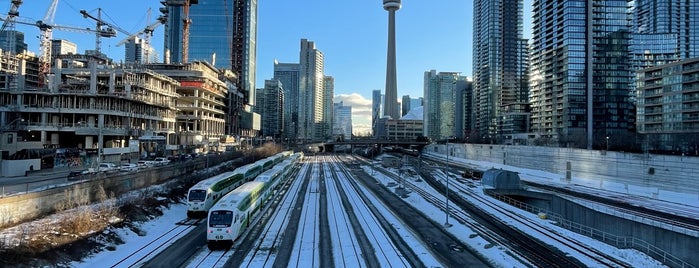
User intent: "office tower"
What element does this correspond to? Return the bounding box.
[333,101,352,141]
[255,80,284,139]
[273,61,300,142]
[423,70,467,141]
[372,89,383,137]
[472,0,528,141]
[322,76,334,140]
[298,39,324,143]
[163,0,257,105]
[383,0,401,120]
[529,0,633,149]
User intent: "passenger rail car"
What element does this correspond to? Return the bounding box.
[186,162,262,218]
[206,153,299,248]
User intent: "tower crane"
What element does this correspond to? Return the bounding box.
[163,0,196,63]
[1,0,115,86]
[79,8,132,54]
[0,0,23,54]
[115,9,167,64]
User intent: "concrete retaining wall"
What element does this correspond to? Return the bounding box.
[0,153,238,227]
[427,144,699,201]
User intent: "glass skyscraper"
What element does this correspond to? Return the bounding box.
[472,0,529,141]
[529,0,633,149]
[273,61,300,142]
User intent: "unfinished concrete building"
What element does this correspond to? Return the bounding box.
[147,61,228,153]
[1,53,181,175]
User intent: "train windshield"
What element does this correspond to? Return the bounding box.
[188,190,206,202]
[209,210,233,227]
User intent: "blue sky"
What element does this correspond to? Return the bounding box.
[11,0,531,134]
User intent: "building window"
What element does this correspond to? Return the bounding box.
[7,134,13,144]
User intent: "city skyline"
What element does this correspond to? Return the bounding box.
[10,1,534,97]
[8,0,535,135]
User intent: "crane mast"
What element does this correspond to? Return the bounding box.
[182,0,191,63]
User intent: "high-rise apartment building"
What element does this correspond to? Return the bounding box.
[254,80,284,139]
[322,76,335,140]
[50,40,77,59]
[631,0,699,70]
[423,70,467,141]
[298,39,325,143]
[273,61,300,142]
[472,0,529,140]
[630,0,699,104]
[333,101,352,141]
[529,0,633,149]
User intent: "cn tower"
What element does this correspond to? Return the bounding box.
[383,0,401,120]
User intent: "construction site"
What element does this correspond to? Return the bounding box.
[0,0,252,177]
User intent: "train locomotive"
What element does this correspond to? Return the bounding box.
[206,152,300,249]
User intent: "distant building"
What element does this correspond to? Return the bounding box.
[423,70,467,141]
[255,80,284,140]
[372,89,383,137]
[636,57,699,154]
[273,61,300,141]
[374,106,423,141]
[124,37,156,64]
[401,95,422,117]
[322,76,334,140]
[0,30,27,54]
[333,101,352,141]
[51,39,77,64]
[298,39,325,143]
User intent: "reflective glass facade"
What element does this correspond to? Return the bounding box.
[472,0,528,139]
[529,0,633,148]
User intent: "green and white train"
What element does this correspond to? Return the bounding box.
[206,152,302,248]
[186,151,292,218]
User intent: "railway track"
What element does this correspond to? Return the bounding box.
[361,155,633,267]
[109,218,202,268]
[236,162,308,267]
[327,155,416,267]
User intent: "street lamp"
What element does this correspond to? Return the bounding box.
[606,136,610,151]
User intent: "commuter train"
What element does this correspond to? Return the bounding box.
[206,152,301,249]
[186,151,292,218]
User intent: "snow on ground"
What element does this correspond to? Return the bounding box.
[370,153,669,267]
[71,203,188,267]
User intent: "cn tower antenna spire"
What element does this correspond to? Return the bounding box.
[383,0,401,120]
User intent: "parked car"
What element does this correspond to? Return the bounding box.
[67,169,91,181]
[153,157,170,166]
[137,160,152,169]
[119,163,139,172]
[98,163,118,173]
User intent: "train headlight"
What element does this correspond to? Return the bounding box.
[209,229,213,233]
[226,228,230,233]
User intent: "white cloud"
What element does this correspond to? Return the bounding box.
[334,93,373,136]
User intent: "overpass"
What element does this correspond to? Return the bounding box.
[305,140,431,153]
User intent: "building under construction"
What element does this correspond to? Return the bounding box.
[0,51,241,176]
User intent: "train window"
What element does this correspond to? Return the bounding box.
[188,190,206,201]
[209,210,233,227]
